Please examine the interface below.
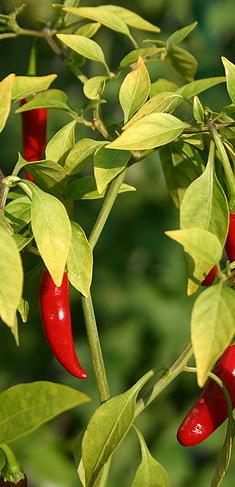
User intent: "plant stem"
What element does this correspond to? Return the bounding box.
[82,168,128,404]
[210,126,235,211]
[82,294,110,402]
[135,343,193,416]
[89,169,127,250]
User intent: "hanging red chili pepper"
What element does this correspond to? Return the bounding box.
[201,265,218,287]
[225,213,235,263]
[39,269,88,379]
[177,345,235,446]
[20,99,47,181]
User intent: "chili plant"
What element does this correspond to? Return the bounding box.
[0,1,235,486]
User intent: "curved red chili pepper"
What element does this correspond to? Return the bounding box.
[40,269,88,379]
[201,265,218,287]
[225,213,235,263]
[177,345,235,446]
[20,99,47,180]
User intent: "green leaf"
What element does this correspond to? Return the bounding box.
[83,76,108,100]
[150,78,178,97]
[62,6,131,38]
[57,34,108,70]
[12,74,57,101]
[94,148,130,194]
[0,381,89,443]
[64,138,107,175]
[191,283,235,387]
[165,228,222,294]
[120,47,162,69]
[0,225,23,328]
[76,22,101,39]
[119,57,151,123]
[166,46,197,82]
[132,428,169,487]
[67,221,93,298]
[123,92,181,130]
[180,152,229,247]
[65,176,135,200]
[159,142,203,208]
[108,113,188,151]
[24,160,67,195]
[178,77,226,99]
[82,371,153,487]
[45,120,76,164]
[27,182,71,286]
[5,196,31,232]
[0,73,15,132]
[193,96,204,123]
[104,5,160,33]
[222,57,235,105]
[167,22,198,47]
[15,89,70,112]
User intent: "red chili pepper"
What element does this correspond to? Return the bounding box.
[177,345,235,446]
[201,265,218,287]
[20,99,47,181]
[225,213,235,262]
[39,269,88,379]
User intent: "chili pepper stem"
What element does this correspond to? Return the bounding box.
[135,343,193,417]
[82,293,110,402]
[210,127,235,211]
[0,444,25,483]
[89,169,127,250]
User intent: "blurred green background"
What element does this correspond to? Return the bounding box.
[0,0,235,486]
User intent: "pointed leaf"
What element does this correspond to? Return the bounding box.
[166,228,222,293]
[119,57,150,123]
[0,73,15,132]
[63,6,131,38]
[67,221,93,298]
[5,196,31,232]
[108,113,188,151]
[178,77,226,99]
[222,57,235,105]
[105,5,160,32]
[192,283,235,387]
[12,74,57,100]
[84,76,108,100]
[15,89,70,112]
[167,22,198,47]
[57,34,108,69]
[64,138,107,175]
[0,225,23,328]
[24,160,67,195]
[0,381,89,443]
[94,148,130,193]
[65,176,135,200]
[120,48,162,69]
[132,429,169,487]
[167,46,197,82]
[150,78,178,97]
[27,182,71,286]
[76,22,101,38]
[46,120,76,163]
[82,371,153,487]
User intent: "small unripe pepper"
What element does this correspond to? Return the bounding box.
[40,269,88,379]
[177,345,235,446]
[20,99,47,180]
[225,213,235,262]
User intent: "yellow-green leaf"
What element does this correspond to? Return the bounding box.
[12,74,57,100]
[108,113,188,151]
[57,34,108,70]
[132,428,169,487]
[67,221,93,298]
[0,225,23,328]
[119,57,150,123]
[0,73,15,132]
[192,283,235,387]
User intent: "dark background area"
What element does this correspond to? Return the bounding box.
[0,0,235,486]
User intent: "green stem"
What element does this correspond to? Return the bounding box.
[135,343,193,417]
[82,294,110,402]
[210,127,235,211]
[89,169,127,250]
[0,444,25,483]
